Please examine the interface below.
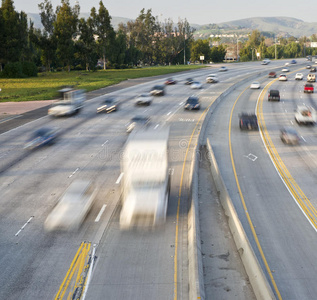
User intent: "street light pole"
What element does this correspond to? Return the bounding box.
[184,28,186,65]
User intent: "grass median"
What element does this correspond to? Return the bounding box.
[0,65,207,102]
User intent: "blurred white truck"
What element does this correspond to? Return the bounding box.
[48,87,85,116]
[120,127,170,229]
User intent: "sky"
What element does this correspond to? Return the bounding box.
[11,0,317,25]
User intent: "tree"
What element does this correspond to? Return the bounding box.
[210,44,226,63]
[190,39,211,62]
[90,1,115,69]
[54,0,79,71]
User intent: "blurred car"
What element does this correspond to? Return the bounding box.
[307,74,316,82]
[135,93,153,106]
[184,96,200,110]
[282,67,290,72]
[126,115,151,133]
[261,59,270,65]
[295,73,303,80]
[44,180,97,231]
[279,74,287,81]
[280,127,300,145]
[206,74,218,83]
[284,62,289,66]
[250,81,261,89]
[97,97,120,113]
[24,127,59,150]
[306,65,312,69]
[290,59,297,64]
[219,66,228,72]
[310,67,316,72]
[268,71,276,78]
[150,85,165,96]
[239,113,258,130]
[165,78,177,85]
[190,81,203,89]
[185,78,194,85]
[304,83,314,93]
[294,105,316,125]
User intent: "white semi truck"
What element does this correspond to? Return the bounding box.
[48,87,85,116]
[120,127,170,229]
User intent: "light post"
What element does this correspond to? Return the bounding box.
[184,28,186,65]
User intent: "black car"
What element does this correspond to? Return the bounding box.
[268,90,280,101]
[25,127,59,150]
[150,85,165,96]
[239,113,258,130]
[184,96,200,110]
[310,67,316,72]
[97,97,120,113]
[185,78,194,85]
[126,115,151,133]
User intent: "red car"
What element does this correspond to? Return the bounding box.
[165,78,177,85]
[268,72,276,78]
[304,83,314,93]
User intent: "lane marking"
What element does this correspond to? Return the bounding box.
[15,216,34,236]
[102,140,108,147]
[167,111,172,116]
[229,83,282,299]
[115,172,124,184]
[0,115,22,124]
[95,204,107,222]
[81,243,97,300]
[154,124,159,129]
[68,168,79,178]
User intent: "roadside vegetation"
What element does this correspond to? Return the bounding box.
[0,65,205,102]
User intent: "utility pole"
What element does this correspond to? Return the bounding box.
[184,28,186,65]
[275,37,277,60]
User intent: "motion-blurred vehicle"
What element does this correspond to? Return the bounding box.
[307,55,312,61]
[294,105,316,125]
[280,127,300,145]
[150,85,165,96]
[135,93,153,106]
[239,113,258,130]
[310,67,316,72]
[126,115,151,133]
[307,74,316,82]
[165,78,177,85]
[304,83,314,93]
[268,71,276,78]
[120,127,170,229]
[185,78,194,85]
[206,74,218,83]
[261,59,270,65]
[284,62,289,66]
[44,180,97,231]
[295,73,303,80]
[97,97,120,113]
[282,67,290,72]
[250,81,261,89]
[24,127,59,150]
[184,96,200,110]
[290,59,297,64]
[219,66,228,72]
[306,65,312,69]
[48,87,85,117]
[190,81,203,89]
[268,89,280,101]
[279,74,287,81]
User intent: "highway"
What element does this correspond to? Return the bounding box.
[0,59,315,299]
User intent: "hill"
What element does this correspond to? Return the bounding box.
[194,17,317,38]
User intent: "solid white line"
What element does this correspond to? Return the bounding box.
[102,140,108,147]
[0,115,22,124]
[15,216,34,236]
[81,243,97,300]
[95,204,107,222]
[116,172,124,184]
[154,124,159,129]
[301,136,307,142]
[167,111,172,116]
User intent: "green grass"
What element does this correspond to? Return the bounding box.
[0,65,206,102]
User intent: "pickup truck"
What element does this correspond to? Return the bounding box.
[304,83,314,93]
[268,89,280,101]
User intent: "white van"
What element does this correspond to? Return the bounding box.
[307,74,316,82]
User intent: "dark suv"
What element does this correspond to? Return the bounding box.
[268,90,280,101]
[239,113,258,130]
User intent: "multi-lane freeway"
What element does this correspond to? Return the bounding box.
[0,59,316,300]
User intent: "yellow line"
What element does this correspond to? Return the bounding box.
[228,84,282,299]
[173,97,216,300]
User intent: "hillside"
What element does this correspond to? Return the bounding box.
[194,17,317,38]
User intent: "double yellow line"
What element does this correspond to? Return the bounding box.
[257,83,317,228]
[55,242,92,300]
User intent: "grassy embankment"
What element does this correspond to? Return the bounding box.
[0,65,206,102]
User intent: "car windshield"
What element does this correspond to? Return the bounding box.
[153,85,163,90]
[187,98,198,104]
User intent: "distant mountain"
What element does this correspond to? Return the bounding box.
[194,17,317,38]
[26,13,132,30]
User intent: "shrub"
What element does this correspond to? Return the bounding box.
[21,61,38,77]
[2,62,24,78]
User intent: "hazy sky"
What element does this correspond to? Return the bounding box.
[11,0,317,25]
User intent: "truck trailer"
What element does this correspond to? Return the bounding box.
[120,127,170,229]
